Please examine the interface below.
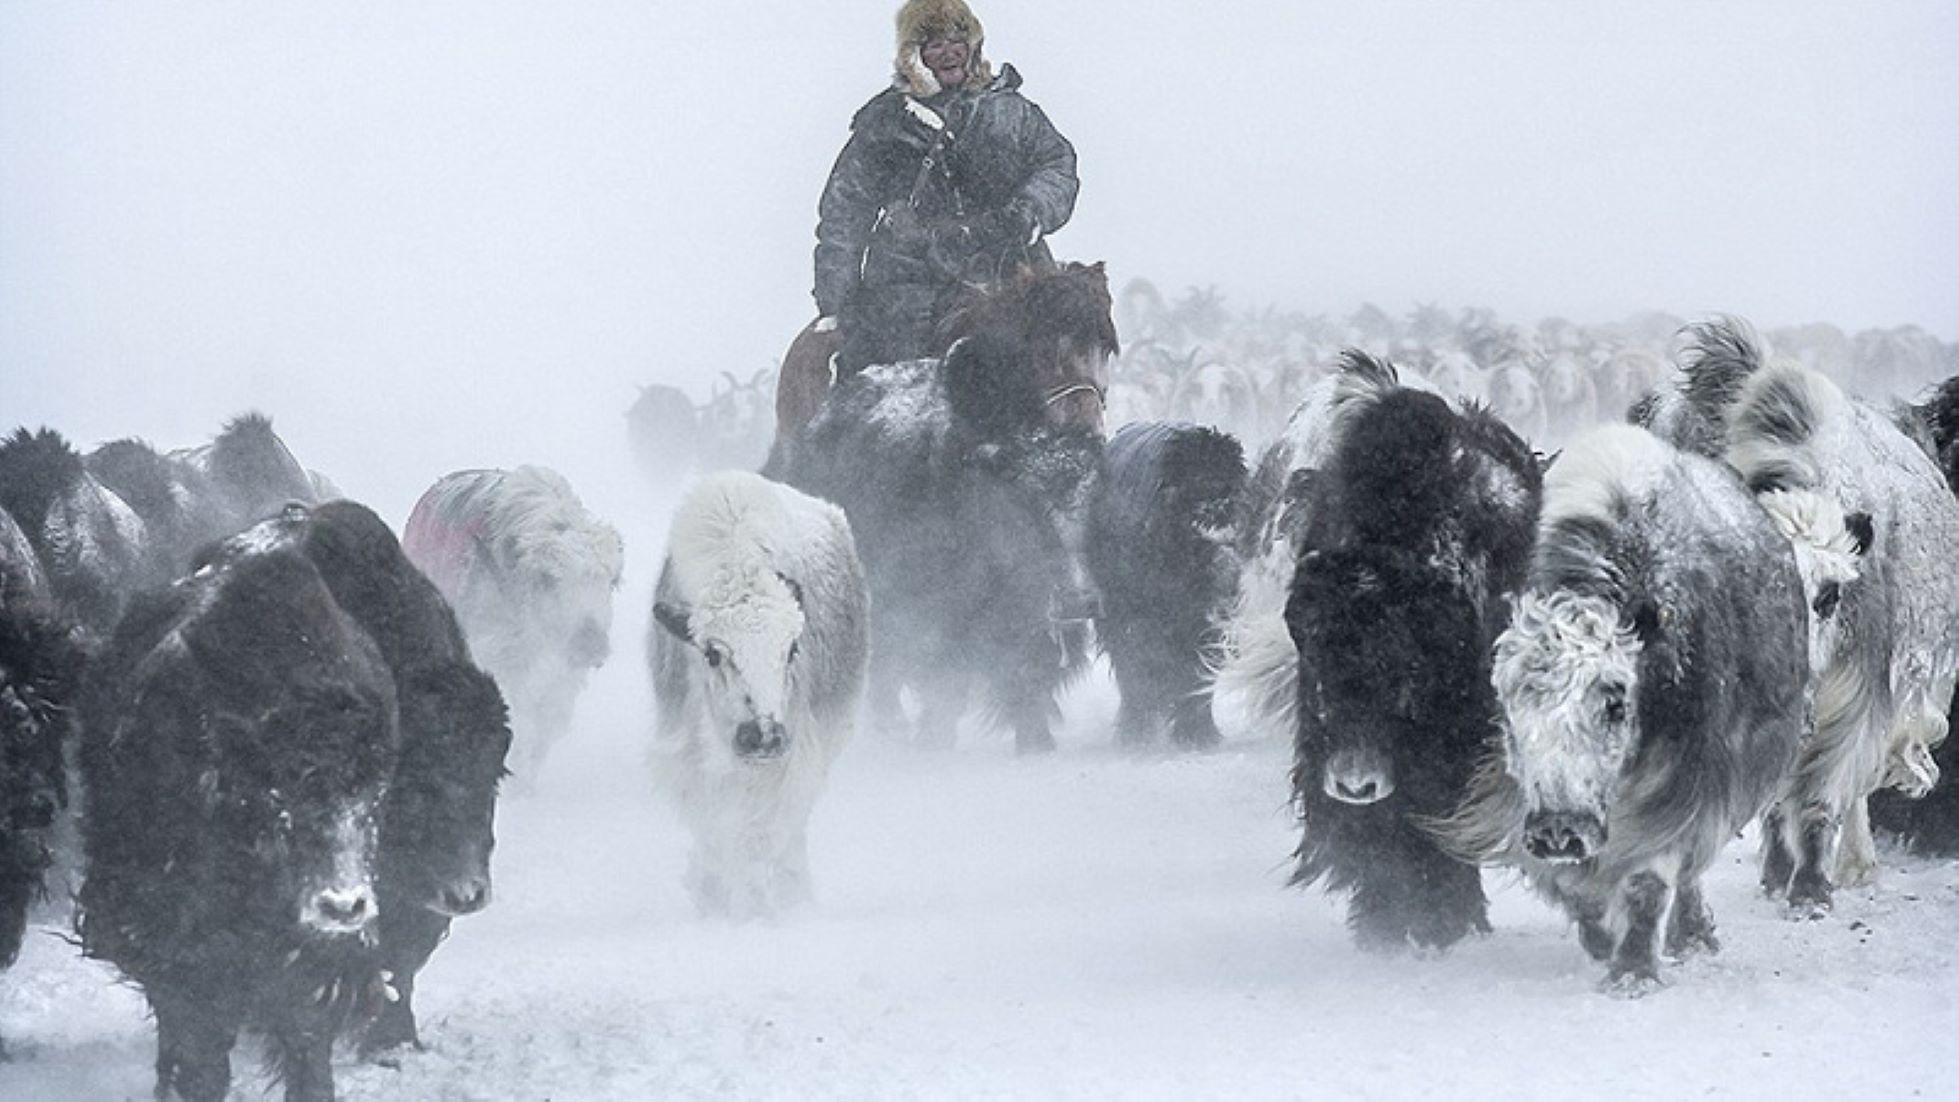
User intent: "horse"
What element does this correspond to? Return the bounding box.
[768,261,1116,753]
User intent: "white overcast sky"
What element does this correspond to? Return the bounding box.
[3,1,1955,521]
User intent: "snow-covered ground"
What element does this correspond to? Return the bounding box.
[5,603,1959,1101]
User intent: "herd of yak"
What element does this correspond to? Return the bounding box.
[6,259,1959,1097]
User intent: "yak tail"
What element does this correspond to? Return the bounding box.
[1676,316,1767,425]
[1724,364,1846,495]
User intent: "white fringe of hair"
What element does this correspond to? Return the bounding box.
[1538,424,1673,531]
[487,466,623,590]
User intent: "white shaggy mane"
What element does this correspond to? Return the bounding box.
[1539,424,1671,531]
[488,466,624,590]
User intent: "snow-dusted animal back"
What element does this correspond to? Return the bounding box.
[649,471,867,918]
[1441,423,1810,991]
[1212,351,1409,742]
[401,465,624,789]
[1723,359,1959,908]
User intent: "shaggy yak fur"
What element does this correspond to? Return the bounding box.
[0,563,88,1060]
[1440,424,1810,992]
[1723,360,1959,909]
[198,502,515,1057]
[1213,353,1450,745]
[168,411,322,529]
[79,539,400,1101]
[401,466,623,788]
[1873,373,1959,853]
[650,472,869,917]
[1085,421,1247,751]
[767,262,1114,753]
[0,427,155,637]
[1284,353,1542,951]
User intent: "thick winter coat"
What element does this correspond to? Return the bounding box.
[1286,360,1542,951]
[402,466,623,788]
[0,428,154,637]
[650,472,868,918]
[816,53,1078,372]
[1442,425,1810,991]
[79,540,399,1101]
[1086,422,1246,751]
[196,502,514,1056]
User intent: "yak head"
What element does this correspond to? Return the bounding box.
[655,568,807,763]
[1288,548,1485,807]
[1755,488,1872,677]
[216,678,395,939]
[1491,589,1651,865]
[382,662,512,918]
[493,466,625,670]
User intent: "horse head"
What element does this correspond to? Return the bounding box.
[937,261,1119,437]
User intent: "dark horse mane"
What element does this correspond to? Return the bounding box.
[933,262,1119,437]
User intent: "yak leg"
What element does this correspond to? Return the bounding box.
[1604,870,1671,994]
[913,669,970,751]
[1787,799,1839,915]
[1342,816,1487,952]
[267,1016,338,1102]
[1759,804,1796,898]
[1167,688,1223,752]
[153,993,237,1102]
[1665,876,1720,958]
[1835,796,1879,887]
[769,825,813,910]
[363,906,449,1058]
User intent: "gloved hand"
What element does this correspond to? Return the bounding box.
[927,204,1038,279]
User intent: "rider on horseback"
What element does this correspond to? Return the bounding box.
[814,0,1081,378]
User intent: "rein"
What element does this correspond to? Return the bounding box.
[1045,382,1107,409]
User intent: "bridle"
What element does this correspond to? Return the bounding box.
[1044,382,1107,410]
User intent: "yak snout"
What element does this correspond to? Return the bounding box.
[434,877,492,917]
[303,883,378,935]
[1523,809,1606,864]
[1323,747,1395,805]
[735,718,788,760]
[1049,585,1102,625]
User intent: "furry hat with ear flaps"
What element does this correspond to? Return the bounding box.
[894,0,994,96]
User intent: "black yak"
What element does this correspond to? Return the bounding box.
[195,501,514,1056]
[1284,353,1541,951]
[80,538,399,1100]
[0,565,87,1060]
[1086,421,1246,751]
[0,427,154,637]
[168,411,321,527]
[1442,424,1812,992]
[769,262,1115,753]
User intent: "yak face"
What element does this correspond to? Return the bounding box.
[1491,590,1647,864]
[1288,549,1484,808]
[384,663,511,918]
[1755,489,1871,675]
[656,570,806,764]
[218,680,395,938]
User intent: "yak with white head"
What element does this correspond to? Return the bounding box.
[401,465,624,789]
[1444,423,1810,993]
[649,471,867,919]
[1721,352,1959,909]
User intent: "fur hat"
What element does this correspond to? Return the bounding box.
[894,0,994,96]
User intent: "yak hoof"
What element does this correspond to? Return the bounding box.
[1601,967,1668,999]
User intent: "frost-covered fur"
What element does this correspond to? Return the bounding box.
[1441,424,1809,991]
[1086,422,1247,751]
[169,411,321,530]
[649,473,868,919]
[1724,362,1959,908]
[402,466,624,789]
[1284,373,1541,951]
[1213,351,1409,741]
[0,427,153,637]
[893,0,994,96]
